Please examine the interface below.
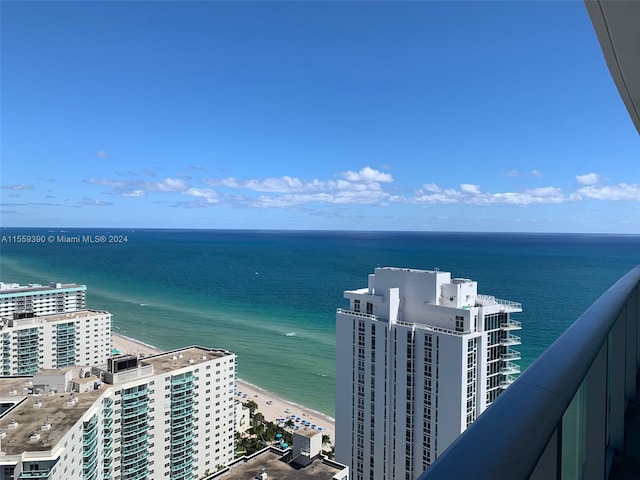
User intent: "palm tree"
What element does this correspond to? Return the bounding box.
[244,399,258,414]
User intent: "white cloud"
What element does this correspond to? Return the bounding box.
[184,188,218,203]
[97,150,108,160]
[79,197,112,206]
[531,169,542,178]
[84,167,638,212]
[87,178,126,188]
[576,173,600,185]
[421,183,442,193]
[341,167,393,183]
[243,176,306,193]
[460,184,481,195]
[205,167,393,194]
[576,183,640,201]
[489,187,566,205]
[505,170,519,178]
[414,186,462,204]
[122,190,145,197]
[2,184,35,190]
[205,176,308,193]
[414,184,567,205]
[151,178,189,192]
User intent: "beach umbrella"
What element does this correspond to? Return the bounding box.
[282,443,288,448]
[276,433,282,438]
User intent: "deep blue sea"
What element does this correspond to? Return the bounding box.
[1,228,639,416]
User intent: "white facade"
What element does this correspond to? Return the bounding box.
[0,283,87,318]
[0,346,237,480]
[0,310,112,375]
[335,267,522,480]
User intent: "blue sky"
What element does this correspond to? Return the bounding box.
[2,1,638,233]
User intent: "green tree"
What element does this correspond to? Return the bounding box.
[245,399,258,414]
[252,411,265,427]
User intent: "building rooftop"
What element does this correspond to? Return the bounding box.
[141,346,232,374]
[0,282,86,295]
[0,346,233,456]
[380,266,434,272]
[0,376,103,455]
[1,309,109,325]
[218,448,346,480]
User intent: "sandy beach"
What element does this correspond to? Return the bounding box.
[112,333,336,445]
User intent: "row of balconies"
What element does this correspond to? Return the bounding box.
[121,433,149,450]
[170,456,195,475]
[121,397,148,409]
[120,423,150,437]
[170,441,194,456]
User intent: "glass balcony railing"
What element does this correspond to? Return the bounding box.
[122,389,149,401]
[171,415,194,426]
[501,350,521,360]
[121,424,149,436]
[171,432,195,445]
[172,384,195,393]
[170,456,195,473]
[83,454,98,469]
[171,395,195,407]
[18,471,51,479]
[500,319,522,330]
[499,334,521,346]
[498,375,517,389]
[171,442,194,456]
[171,375,195,387]
[82,443,98,458]
[500,362,521,375]
[121,398,148,410]
[121,406,149,419]
[122,433,149,449]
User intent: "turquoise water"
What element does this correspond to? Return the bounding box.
[1,228,639,416]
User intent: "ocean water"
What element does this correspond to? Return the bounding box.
[1,228,639,416]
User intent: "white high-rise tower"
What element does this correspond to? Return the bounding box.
[335,267,522,480]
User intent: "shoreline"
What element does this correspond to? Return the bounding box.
[112,333,336,445]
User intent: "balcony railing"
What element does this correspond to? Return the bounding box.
[500,361,521,375]
[501,350,521,361]
[500,334,521,346]
[419,264,640,480]
[500,319,522,330]
[18,471,51,479]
